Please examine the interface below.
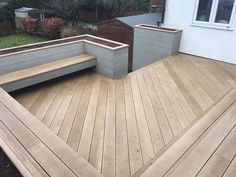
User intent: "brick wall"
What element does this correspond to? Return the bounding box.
[150,0,164,12]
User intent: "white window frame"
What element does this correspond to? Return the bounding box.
[193,0,236,30]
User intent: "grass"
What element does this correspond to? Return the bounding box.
[0,34,47,49]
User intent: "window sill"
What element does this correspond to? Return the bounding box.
[191,23,234,31]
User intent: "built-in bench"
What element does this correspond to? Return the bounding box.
[0,54,97,92]
[0,35,129,82]
[0,88,104,177]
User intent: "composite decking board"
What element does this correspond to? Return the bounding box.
[155,64,190,129]
[19,89,42,110]
[168,59,210,111]
[180,57,222,101]
[0,121,48,177]
[192,57,230,89]
[102,81,116,177]
[14,82,59,120]
[219,62,236,82]
[0,101,77,177]
[174,57,215,106]
[50,77,79,134]
[42,79,72,127]
[223,156,236,177]
[137,72,165,153]
[159,63,196,122]
[142,70,174,145]
[182,57,224,102]
[28,85,53,116]
[89,79,108,171]
[123,77,144,175]
[130,74,155,163]
[35,83,61,121]
[12,53,236,177]
[196,124,236,177]
[189,57,227,92]
[58,75,88,142]
[0,54,96,85]
[67,74,95,151]
[78,75,101,160]
[149,67,182,136]
[174,57,218,105]
[163,60,203,117]
[165,102,236,177]
[115,80,131,177]
[140,88,236,177]
[132,86,235,177]
[0,88,104,177]
[206,60,235,83]
[171,56,213,111]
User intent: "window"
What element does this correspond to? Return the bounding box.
[29,11,41,19]
[215,0,235,24]
[193,0,236,29]
[196,0,213,22]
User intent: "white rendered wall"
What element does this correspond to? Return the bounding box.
[164,0,236,64]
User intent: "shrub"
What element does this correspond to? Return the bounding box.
[60,26,82,38]
[60,25,97,38]
[42,18,65,38]
[21,18,39,34]
[0,21,14,36]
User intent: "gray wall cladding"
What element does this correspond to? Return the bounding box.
[0,42,85,75]
[85,43,128,79]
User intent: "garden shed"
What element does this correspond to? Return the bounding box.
[98,13,161,71]
[14,7,44,28]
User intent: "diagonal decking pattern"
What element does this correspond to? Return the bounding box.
[13,54,235,177]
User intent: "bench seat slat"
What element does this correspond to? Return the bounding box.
[0,54,96,85]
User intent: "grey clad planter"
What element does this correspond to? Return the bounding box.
[133,24,182,70]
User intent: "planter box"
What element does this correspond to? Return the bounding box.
[133,24,182,70]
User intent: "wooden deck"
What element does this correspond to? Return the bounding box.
[12,53,236,177]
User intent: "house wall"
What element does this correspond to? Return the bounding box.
[164,0,236,64]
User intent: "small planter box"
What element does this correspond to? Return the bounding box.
[133,24,182,70]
